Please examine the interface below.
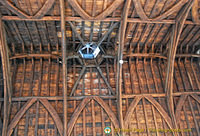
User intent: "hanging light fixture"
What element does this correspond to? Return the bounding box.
[79,42,100,59]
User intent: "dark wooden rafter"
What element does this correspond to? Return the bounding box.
[59,0,67,135]
[164,0,194,133]
[0,14,12,136]
[0,0,56,19]
[116,0,131,132]
[7,98,64,136]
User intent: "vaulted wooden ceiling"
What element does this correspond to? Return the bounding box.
[0,0,200,136]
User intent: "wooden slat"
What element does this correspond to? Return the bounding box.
[164,0,194,131]
[59,0,67,135]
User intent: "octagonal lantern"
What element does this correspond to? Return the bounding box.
[79,43,100,59]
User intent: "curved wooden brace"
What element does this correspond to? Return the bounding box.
[153,0,188,21]
[191,0,200,23]
[144,96,173,129]
[93,96,119,128]
[175,94,200,125]
[32,0,56,19]
[68,0,123,20]
[124,96,142,128]
[67,97,91,135]
[0,0,55,19]
[132,0,149,20]
[7,98,37,136]
[175,94,188,124]
[39,98,64,136]
[0,0,30,18]
[67,97,120,135]
[124,96,174,129]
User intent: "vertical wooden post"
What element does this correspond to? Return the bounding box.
[116,0,131,134]
[0,15,12,136]
[59,0,67,135]
[164,1,194,134]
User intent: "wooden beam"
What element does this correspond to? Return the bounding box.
[59,0,67,135]
[116,0,131,132]
[32,0,56,19]
[3,16,200,25]
[164,0,194,133]
[0,14,12,136]
[132,0,149,20]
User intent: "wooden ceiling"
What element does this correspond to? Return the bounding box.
[0,0,200,136]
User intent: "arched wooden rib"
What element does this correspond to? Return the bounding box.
[191,0,200,23]
[124,96,142,128]
[7,98,37,136]
[144,96,173,129]
[93,96,119,128]
[68,0,123,20]
[39,98,64,136]
[0,0,30,18]
[32,0,56,19]
[175,94,188,124]
[153,0,188,21]
[68,0,93,20]
[67,97,91,135]
[0,0,55,19]
[94,0,124,20]
[132,0,149,20]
